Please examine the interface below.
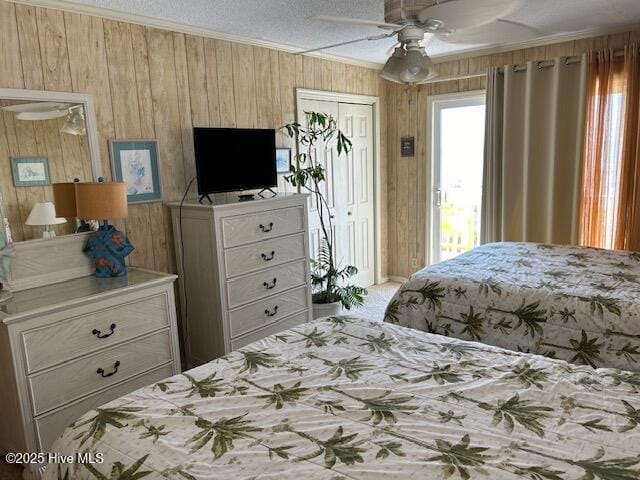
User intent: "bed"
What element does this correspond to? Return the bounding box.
[46,316,640,480]
[385,242,640,371]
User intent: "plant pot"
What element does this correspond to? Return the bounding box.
[312,301,342,320]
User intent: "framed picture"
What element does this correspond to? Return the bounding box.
[276,148,292,174]
[11,157,50,187]
[109,139,162,203]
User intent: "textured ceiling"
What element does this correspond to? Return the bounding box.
[69,0,640,64]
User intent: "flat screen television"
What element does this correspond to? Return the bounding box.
[193,127,276,196]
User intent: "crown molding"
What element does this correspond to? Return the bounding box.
[10,0,640,71]
[8,0,386,70]
[430,22,640,64]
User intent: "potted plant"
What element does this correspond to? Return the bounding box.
[282,112,366,318]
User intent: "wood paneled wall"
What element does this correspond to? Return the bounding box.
[0,1,387,276]
[0,110,91,241]
[386,29,640,279]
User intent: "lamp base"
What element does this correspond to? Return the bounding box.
[83,223,134,278]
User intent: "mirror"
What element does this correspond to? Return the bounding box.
[0,89,102,242]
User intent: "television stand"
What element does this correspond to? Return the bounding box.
[199,194,213,205]
[258,187,277,198]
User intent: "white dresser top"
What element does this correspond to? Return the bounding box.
[167,193,309,212]
[1,268,176,323]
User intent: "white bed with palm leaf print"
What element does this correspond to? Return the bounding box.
[385,242,640,371]
[46,316,640,480]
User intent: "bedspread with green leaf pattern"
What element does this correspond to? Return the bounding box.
[46,316,640,480]
[385,242,640,371]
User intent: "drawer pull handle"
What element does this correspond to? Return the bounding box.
[265,305,279,317]
[259,222,274,233]
[92,323,116,339]
[261,251,275,261]
[263,278,277,290]
[97,361,120,378]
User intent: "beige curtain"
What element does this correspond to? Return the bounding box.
[482,58,588,244]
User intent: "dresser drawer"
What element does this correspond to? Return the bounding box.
[29,330,172,416]
[224,233,305,278]
[222,206,305,248]
[229,286,309,338]
[227,261,307,309]
[22,293,170,373]
[231,311,309,351]
[34,363,174,451]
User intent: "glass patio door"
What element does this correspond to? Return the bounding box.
[429,92,486,264]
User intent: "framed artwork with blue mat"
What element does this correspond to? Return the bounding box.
[109,139,162,203]
[11,157,50,187]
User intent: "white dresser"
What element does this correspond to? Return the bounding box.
[0,235,180,479]
[169,194,312,367]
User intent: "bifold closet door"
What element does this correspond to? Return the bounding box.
[297,98,375,288]
[338,103,375,288]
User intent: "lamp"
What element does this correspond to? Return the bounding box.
[61,105,86,136]
[25,202,66,238]
[75,179,134,278]
[52,179,92,232]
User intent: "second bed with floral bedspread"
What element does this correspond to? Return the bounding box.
[385,242,640,371]
[47,316,639,480]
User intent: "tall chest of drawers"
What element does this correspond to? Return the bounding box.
[169,194,312,367]
[0,261,180,478]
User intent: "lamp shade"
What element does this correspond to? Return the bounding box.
[75,182,128,220]
[25,202,67,226]
[52,182,77,217]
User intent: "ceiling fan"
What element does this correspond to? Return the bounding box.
[1,102,86,135]
[301,0,537,84]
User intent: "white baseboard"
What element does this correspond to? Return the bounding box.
[387,276,408,284]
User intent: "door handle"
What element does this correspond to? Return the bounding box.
[347,211,352,216]
[434,189,442,207]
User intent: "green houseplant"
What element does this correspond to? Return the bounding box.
[282,112,366,317]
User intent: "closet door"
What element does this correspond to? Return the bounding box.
[297,99,375,288]
[339,103,375,288]
[297,99,340,267]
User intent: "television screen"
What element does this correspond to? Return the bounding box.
[193,127,277,195]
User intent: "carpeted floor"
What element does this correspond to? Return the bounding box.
[0,283,399,480]
[352,281,401,320]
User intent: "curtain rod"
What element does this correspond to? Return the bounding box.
[425,47,632,83]
[501,48,629,74]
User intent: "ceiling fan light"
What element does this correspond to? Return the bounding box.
[61,106,86,136]
[380,47,406,83]
[398,49,437,84]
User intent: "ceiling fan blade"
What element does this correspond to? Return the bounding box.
[297,32,395,55]
[437,19,539,45]
[16,109,70,121]
[1,101,73,113]
[312,15,399,30]
[419,0,524,31]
